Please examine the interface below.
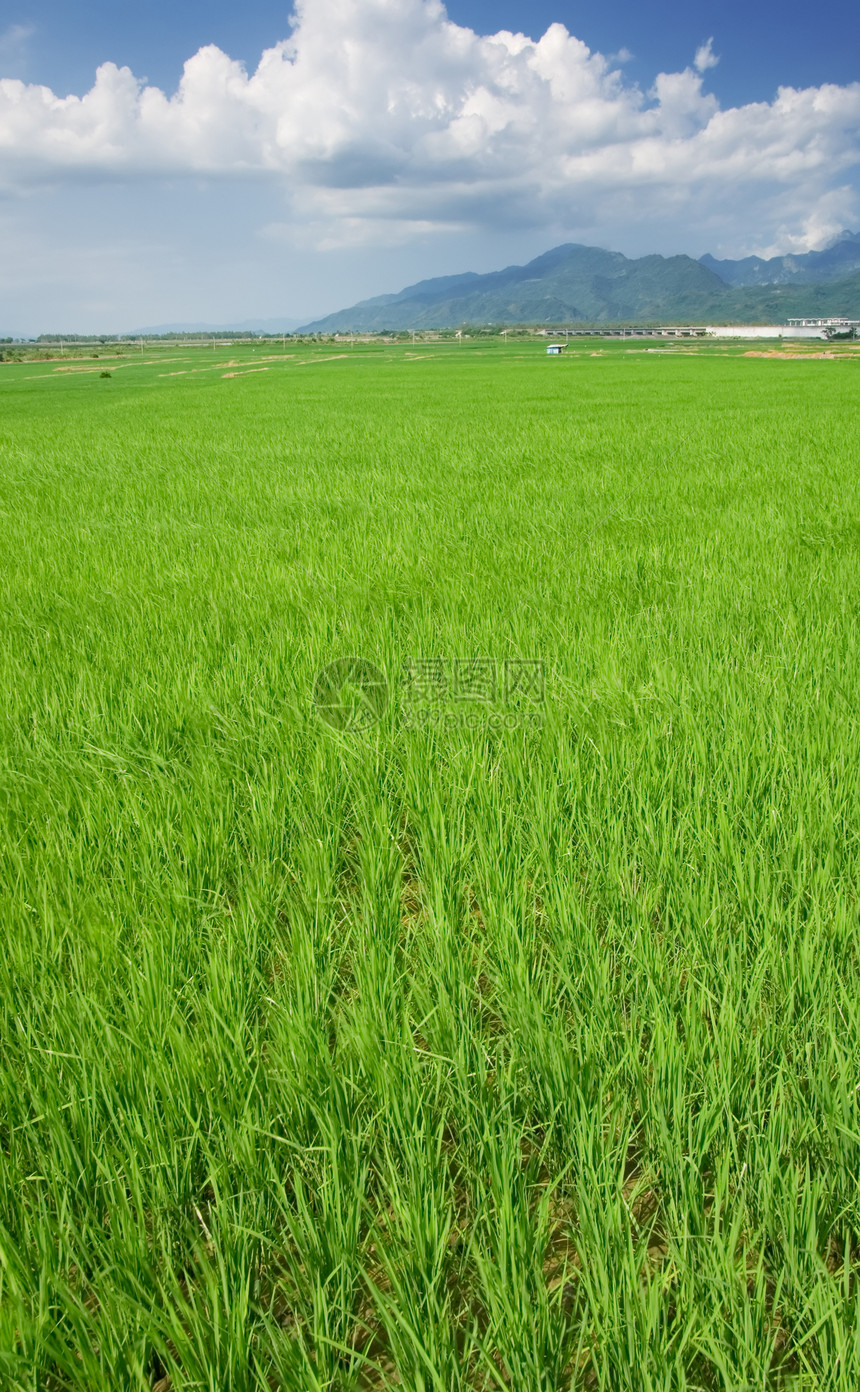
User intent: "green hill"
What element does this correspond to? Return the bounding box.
[298,243,860,331]
[700,230,860,287]
[719,273,860,321]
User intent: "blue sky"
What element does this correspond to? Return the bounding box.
[1,0,858,332]
[6,0,859,106]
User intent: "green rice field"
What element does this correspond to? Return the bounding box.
[2,338,860,1389]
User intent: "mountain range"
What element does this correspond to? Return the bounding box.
[700,230,860,287]
[297,233,860,332]
[131,317,305,335]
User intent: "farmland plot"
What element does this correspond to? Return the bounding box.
[1,342,860,1389]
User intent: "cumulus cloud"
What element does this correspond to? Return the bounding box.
[0,0,857,251]
[694,39,719,74]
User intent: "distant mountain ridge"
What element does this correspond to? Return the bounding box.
[700,231,860,287]
[297,236,860,332]
[298,244,725,331]
[131,317,305,335]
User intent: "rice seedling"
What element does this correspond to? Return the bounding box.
[1,340,860,1387]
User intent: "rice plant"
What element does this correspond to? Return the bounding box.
[1,339,860,1388]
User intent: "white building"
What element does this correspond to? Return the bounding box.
[545,344,566,355]
[704,325,829,340]
[786,317,859,329]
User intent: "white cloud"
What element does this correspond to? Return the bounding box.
[694,39,719,74]
[0,21,35,76]
[751,189,860,260]
[0,0,857,254]
[0,22,34,55]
